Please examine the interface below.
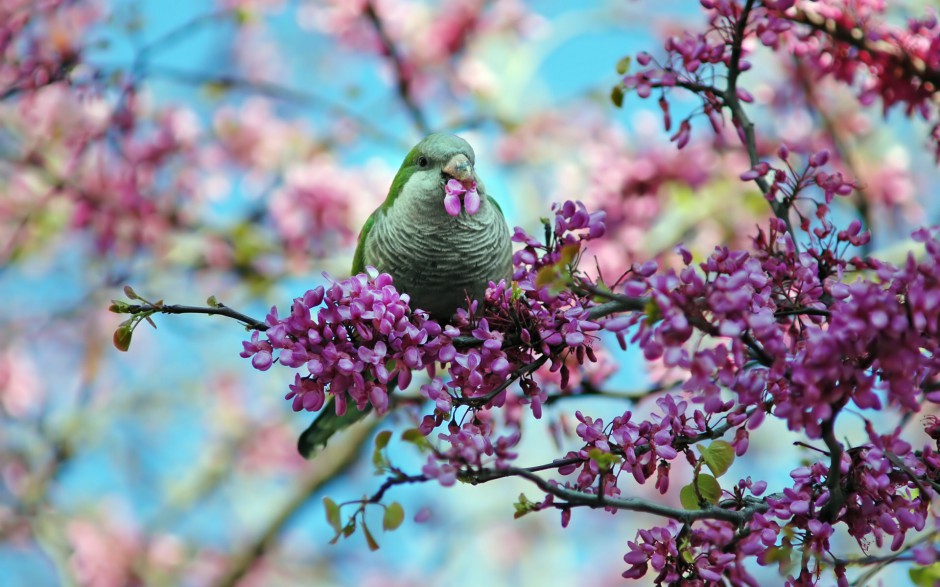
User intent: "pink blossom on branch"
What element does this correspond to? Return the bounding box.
[240,200,612,428]
[621,0,940,159]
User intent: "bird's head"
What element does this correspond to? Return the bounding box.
[387,133,484,216]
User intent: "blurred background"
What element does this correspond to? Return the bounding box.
[1,0,938,585]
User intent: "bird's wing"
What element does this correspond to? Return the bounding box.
[489,194,505,218]
[351,208,379,275]
[297,403,373,458]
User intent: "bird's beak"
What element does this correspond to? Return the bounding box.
[443,153,473,183]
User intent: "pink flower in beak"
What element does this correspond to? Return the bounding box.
[444,178,480,217]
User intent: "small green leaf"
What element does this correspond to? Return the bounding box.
[643,298,662,325]
[611,85,624,108]
[587,448,621,471]
[513,493,537,519]
[123,285,139,300]
[765,543,795,574]
[679,474,722,509]
[615,56,631,75]
[342,518,356,538]
[695,474,722,504]
[207,295,219,307]
[701,440,735,478]
[323,497,342,534]
[911,563,940,587]
[375,430,392,450]
[383,502,405,531]
[108,300,130,313]
[373,430,392,470]
[559,243,580,267]
[401,428,430,450]
[679,483,699,510]
[362,522,380,551]
[113,320,134,352]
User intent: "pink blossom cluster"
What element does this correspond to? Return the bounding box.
[741,145,856,205]
[623,519,768,585]
[599,149,940,435]
[240,199,609,402]
[766,423,929,552]
[619,421,938,585]
[558,394,735,502]
[621,0,940,157]
[241,268,447,415]
[1,2,203,258]
[0,1,93,98]
[241,200,619,485]
[771,1,940,157]
[495,107,770,274]
[299,0,540,100]
[421,417,520,486]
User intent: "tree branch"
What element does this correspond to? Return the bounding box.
[362,1,430,135]
[465,465,771,525]
[791,7,940,90]
[213,419,376,587]
[119,301,269,331]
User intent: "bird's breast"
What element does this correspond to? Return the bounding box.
[363,201,511,320]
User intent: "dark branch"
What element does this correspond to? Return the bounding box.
[465,465,771,524]
[120,302,269,331]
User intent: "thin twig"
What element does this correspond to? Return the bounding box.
[121,302,269,331]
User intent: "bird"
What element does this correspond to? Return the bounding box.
[353,132,512,320]
[297,133,513,457]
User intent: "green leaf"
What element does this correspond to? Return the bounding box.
[362,522,380,551]
[108,300,130,313]
[123,285,139,300]
[911,563,940,587]
[696,474,722,504]
[513,493,537,519]
[643,297,662,325]
[679,483,698,510]
[113,320,134,352]
[764,544,794,574]
[375,430,392,450]
[679,474,722,509]
[342,518,356,538]
[615,56,631,75]
[611,85,624,108]
[206,295,219,307]
[383,502,405,531]
[323,497,341,534]
[401,428,431,450]
[700,440,735,478]
[373,430,392,470]
[587,448,621,471]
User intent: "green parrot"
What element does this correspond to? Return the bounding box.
[297,133,513,457]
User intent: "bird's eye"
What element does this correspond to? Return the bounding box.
[417,155,429,168]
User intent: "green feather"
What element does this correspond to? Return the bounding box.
[489,194,505,218]
[297,403,372,458]
[351,148,422,274]
[351,210,377,274]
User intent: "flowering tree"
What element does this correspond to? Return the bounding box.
[5,0,940,585]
